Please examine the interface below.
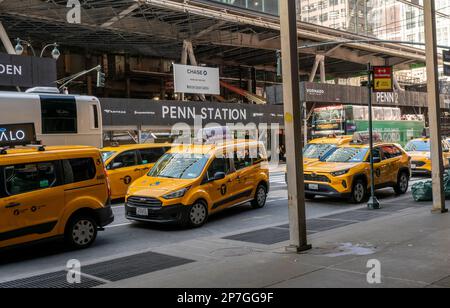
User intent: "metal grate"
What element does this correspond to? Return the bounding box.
[323,210,388,222]
[307,219,356,232]
[82,251,193,282]
[0,271,103,289]
[224,228,289,245]
[304,174,331,183]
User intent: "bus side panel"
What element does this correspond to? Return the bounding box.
[75,97,103,148]
[0,95,41,134]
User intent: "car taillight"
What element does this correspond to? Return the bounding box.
[104,167,112,198]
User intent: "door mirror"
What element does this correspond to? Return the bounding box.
[112,162,124,169]
[213,172,226,181]
[373,157,381,164]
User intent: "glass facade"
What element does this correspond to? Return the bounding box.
[211,0,450,48]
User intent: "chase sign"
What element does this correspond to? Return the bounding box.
[0,123,36,147]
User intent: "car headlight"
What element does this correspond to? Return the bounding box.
[162,187,190,200]
[331,169,349,177]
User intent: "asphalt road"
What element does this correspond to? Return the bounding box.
[0,172,429,283]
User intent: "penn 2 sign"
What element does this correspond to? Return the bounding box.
[0,123,36,147]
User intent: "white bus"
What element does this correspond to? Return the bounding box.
[0,87,102,148]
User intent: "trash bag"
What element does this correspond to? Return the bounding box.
[413,170,450,201]
[412,181,433,202]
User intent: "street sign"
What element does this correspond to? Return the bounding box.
[0,123,36,147]
[443,50,450,63]
[372,66,393,92]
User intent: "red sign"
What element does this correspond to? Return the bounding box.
[372,66,393,92]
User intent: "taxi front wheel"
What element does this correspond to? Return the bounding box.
[184,202,208,228]
[65,215,98,249]
[251,185,268,209]
[350,179,367,204]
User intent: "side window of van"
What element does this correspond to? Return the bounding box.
[207,158,229,180]
[4,162,58,196]
[0,167,6,198]
[234,150,252,170]
[109,151,138,169]
[63,158,96,184]
[139,148,166,164]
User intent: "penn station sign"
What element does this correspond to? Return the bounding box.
[0,53,57,88]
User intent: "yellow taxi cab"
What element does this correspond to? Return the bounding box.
[125,140,269,227]
[284,135,352,182]
[101,143,172,200]
[303,135,353,165]
[404,138,450,175]
[303,141,411,203]
[0,146,114,250]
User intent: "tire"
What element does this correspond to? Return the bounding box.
[349,179,367,204]
[305,193,316,200]
[251,184,268,209]
[394,171,409,195]
[184,201,208,228]
[65,215,98,249]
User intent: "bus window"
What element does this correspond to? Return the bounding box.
[40,96,77,134]
[92,104,99,129]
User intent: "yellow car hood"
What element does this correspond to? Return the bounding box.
[305,162,362,173]
[128,177,194,198]
[408,151,429,160]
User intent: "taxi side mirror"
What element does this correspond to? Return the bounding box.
[373,157,381,164]
[214,172,226,181]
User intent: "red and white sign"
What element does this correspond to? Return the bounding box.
[373,66,393,92]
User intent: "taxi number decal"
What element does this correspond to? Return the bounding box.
[220,184,227,196]
[123,176,132,185]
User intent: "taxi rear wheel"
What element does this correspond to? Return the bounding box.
[394,171,409,195]
[185,201,208,228]
[350,179,367,204]
[251,185,267,209]
[65,215,98,249]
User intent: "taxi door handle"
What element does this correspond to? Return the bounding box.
[134,168,141,172]
[6,202,21,208]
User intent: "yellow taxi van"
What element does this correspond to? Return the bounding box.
[125,140,269,227]
[0,145,114,250]
[101,143,172,200]
[404,138,450,175]
[303,139,411,203]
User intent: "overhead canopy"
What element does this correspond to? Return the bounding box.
[0,0,433,79]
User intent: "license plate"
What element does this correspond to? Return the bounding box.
[136,207,149,216]
[411,164,417,169]
[308,184,319,191]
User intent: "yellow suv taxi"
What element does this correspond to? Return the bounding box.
[0,146,114,250]
[404,138,450,175]
[102,143,172,199]
[284,135,352,183]
[125,140,269,227]
[304,142,411,203]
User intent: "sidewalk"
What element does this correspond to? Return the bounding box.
[101,196,450,288]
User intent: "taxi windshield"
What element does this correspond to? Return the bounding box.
[101,151,116,161]
[148,153,209,179]
[405,140,430,152]
[320,147,369,163]
[303,143,337,159]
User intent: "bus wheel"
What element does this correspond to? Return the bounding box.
[65,215,98,249]
[350,179,367,204]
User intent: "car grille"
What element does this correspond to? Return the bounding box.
[127,196,162,208]
[412,161,426,167]
[304,174,331,183]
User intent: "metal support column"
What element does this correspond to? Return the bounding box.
[424,0,447,213]
[279,0,311,253]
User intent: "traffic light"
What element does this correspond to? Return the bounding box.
[97,70,106,88]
